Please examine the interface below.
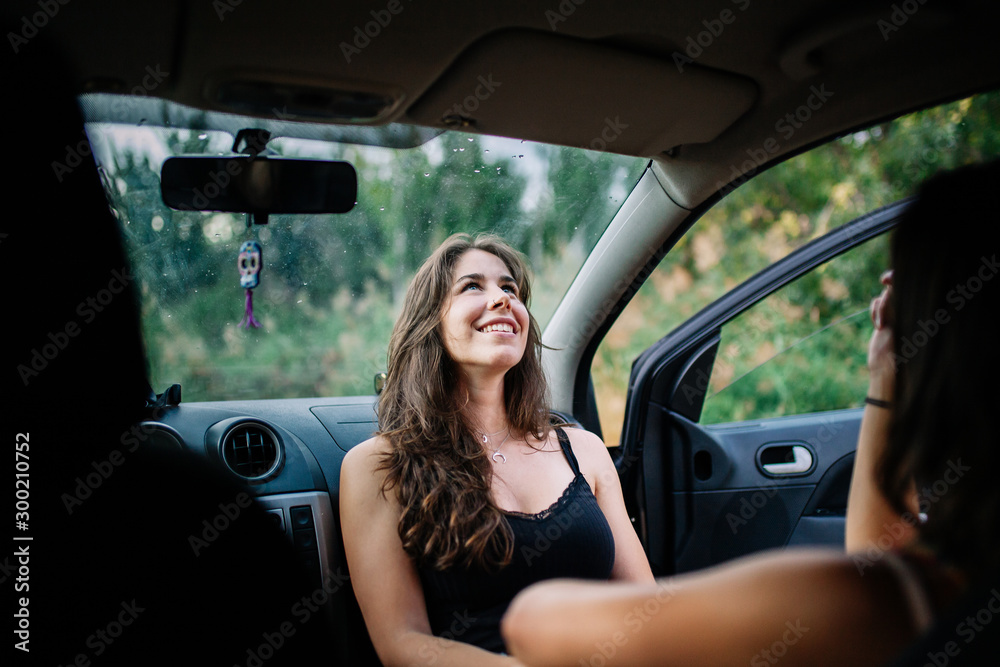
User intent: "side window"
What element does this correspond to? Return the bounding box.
[700,233,889,424]
[593,90,999,445]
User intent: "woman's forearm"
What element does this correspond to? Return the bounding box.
[844,378,915,553]
[381,629,521,667]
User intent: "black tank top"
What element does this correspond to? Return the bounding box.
[418,427,615,653]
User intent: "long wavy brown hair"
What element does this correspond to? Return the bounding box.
[376,233,551,571]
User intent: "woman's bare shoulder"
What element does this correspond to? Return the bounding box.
[555,425,608,452]
[340,434,393,493]
[557,426,616,467]
[347,433,393,457]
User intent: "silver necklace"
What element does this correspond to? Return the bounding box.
[483,428,511,463]
[480,425,507,441]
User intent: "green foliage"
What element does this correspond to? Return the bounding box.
[595,90,1000,444]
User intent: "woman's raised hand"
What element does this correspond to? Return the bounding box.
[867,270,896,400]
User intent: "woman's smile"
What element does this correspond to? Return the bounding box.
[441,249,529,373]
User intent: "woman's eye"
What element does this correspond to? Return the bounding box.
[462,282,481,291]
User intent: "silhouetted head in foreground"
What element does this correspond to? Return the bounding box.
[880,159,1000,583]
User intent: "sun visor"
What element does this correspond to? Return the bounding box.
[407,30,757,157]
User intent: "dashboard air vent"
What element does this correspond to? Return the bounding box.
[221,423,281,481]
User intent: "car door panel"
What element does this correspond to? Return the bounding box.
[620,200,907,576]
[672,410,860,573]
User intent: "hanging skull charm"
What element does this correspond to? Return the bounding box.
[238,241,262,289]
[237,240,263,328]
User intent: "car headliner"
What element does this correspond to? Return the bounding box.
[17,0,1000,208]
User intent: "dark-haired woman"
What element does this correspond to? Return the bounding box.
[500,161,1000,666]
[340,234,653,666]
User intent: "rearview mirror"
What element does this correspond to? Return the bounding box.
[161,157,357,214]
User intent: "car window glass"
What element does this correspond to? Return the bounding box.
[86,121,647,401]
[595,90,1000,445]
[700,233,888,424]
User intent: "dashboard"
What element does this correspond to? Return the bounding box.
[142,398,376,629]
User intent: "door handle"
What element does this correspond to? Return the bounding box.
[759,444,814,476]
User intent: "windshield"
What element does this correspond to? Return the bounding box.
[87,119,647,401]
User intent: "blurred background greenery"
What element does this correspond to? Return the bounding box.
[91,90,1000,444]
[592,91,1000,444]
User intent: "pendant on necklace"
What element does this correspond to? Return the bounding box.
[492,452,507,463]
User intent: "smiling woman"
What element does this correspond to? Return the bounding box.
[339,234,653,665]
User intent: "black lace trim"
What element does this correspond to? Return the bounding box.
[501,474,588,521]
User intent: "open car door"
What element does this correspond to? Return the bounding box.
[619,200,906,576]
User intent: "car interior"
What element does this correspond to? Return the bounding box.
[7,1,1000,665]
